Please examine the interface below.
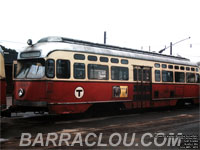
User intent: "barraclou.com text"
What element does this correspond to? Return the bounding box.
[20,132,183,147]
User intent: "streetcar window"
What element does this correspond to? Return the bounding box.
[111,66,129,80]
[14,64,18,78]
[155,70,160,82]
[186,73,195,83]
[100,57,109,62]
[191,68,195,71]
[121,59,128,64]
[186,67,190,71]
[175,72,185,82]
[56,60,70,79]
[46,59,55,78]
[162,64,167,68]
[74,54,85,60]
[17,66,29,79]
[134,68,138,81]
[20,51,41,58]
[16,59,45,79]
[111,58,119,63]
[168,65,173,69]
[134,67,151,81]
[180,66,185,70]
[196,68,199,72]
[162,71,173,82]
[134,68,142,81]
[175,66,179,70]
[88,55,97,61]
[154,63,160,68]
[88,64,108,80]
[143,69,150,81]
[27,63,45,79]
[74,63,85,79]
[138,69,142,81]
[196,74,200,83]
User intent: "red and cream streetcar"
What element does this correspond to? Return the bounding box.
[13,37,200,114]
[0,47,6,111]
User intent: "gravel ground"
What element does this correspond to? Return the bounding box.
[0,105,199,149]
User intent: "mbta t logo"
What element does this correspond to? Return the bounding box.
[74,87,84,99]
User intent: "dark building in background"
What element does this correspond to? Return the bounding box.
[0,45,18,95]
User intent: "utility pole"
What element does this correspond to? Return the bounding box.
[104,31,107,44]
[170,42,172,55]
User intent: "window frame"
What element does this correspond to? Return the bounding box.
[175,66,179,70]
[56,59,71,79]
[88,55,97,61]
[45,59,55,78]
[88,64,109,80]
[155,70,161,82]
[154,63,160,68]
[186,67,190,71]
[121,59,129,64]
[73,63,85,79]
[168,65,173,69]
[111,66,129,80]
[196,74,200,83]
[162,70,173,82]
[111,58,119,64]
[161,64,167,68]
[180,66,185,70]
[100,56,109,62]
[74,54,85,60]
[175,72,185,83]
[186,72,195,83]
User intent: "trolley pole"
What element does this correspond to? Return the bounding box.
[159,37,191,55]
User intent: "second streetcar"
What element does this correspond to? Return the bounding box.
[0,47,6,111]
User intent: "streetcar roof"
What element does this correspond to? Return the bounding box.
[19,36,197,66]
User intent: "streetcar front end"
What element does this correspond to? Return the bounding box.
[13,57,49,112]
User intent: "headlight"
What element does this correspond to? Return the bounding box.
[18,88,25,97]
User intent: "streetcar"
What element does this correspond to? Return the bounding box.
[12,36,200,114]
[0,47,6,111]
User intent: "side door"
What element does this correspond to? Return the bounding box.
[133,66,152,103]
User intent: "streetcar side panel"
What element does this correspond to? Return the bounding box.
[0,51,6,110]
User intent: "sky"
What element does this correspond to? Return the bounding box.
[0,0,200,62]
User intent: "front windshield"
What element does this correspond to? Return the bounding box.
[16,59,45,79]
